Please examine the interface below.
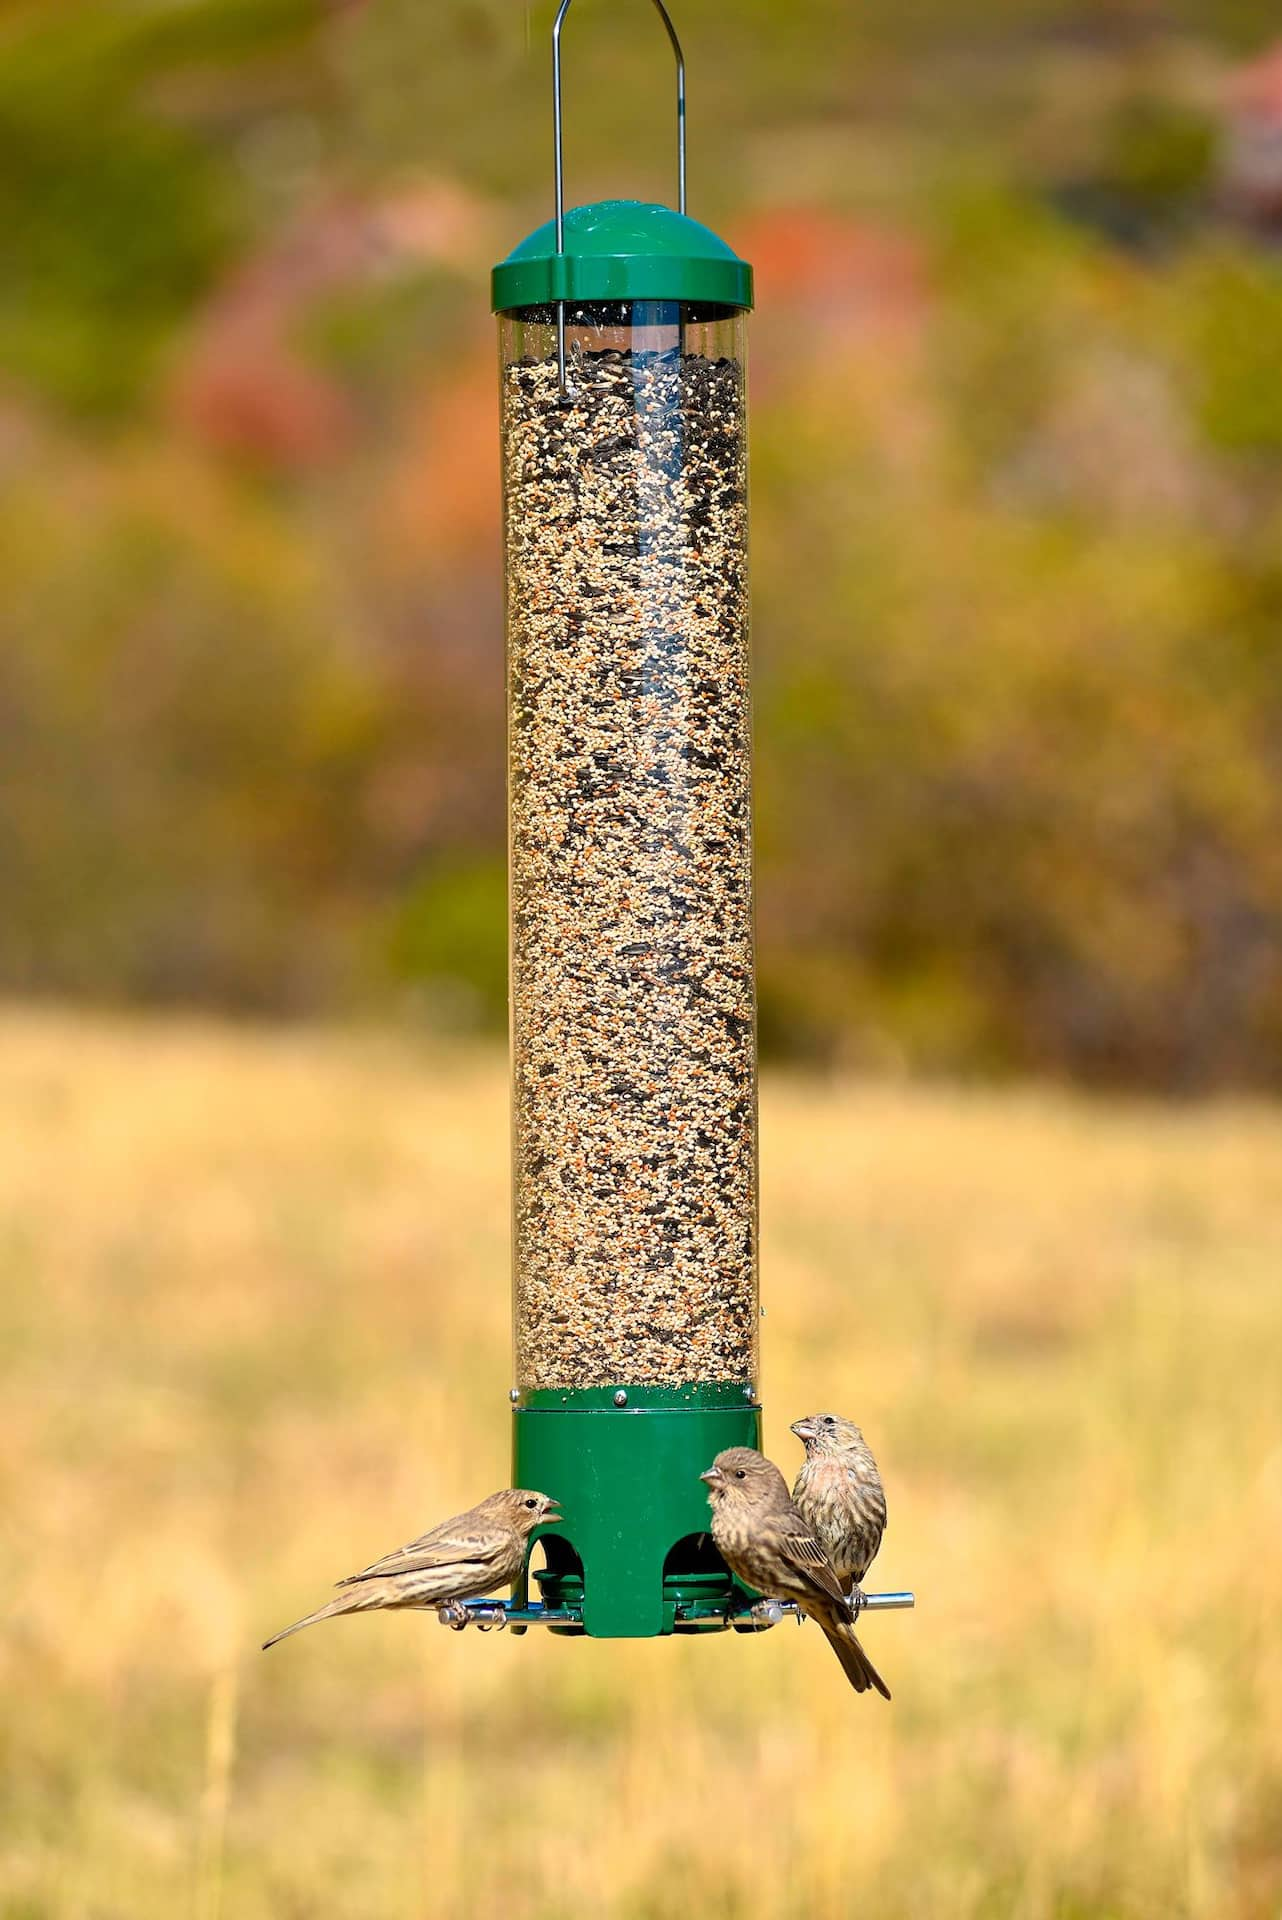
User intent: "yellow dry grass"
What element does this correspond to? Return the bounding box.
[2,1008,1280,1919]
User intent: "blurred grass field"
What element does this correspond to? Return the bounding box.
[2,1007,1280,1919]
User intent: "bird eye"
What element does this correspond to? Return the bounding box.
[735,1469,746,1480]
[823,1416,835,1426]
[525,1498,537,1509]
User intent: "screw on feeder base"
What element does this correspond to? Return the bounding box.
[613,1389,628,1406]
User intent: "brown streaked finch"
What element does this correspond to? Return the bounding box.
[790,1412,887,1607]
[262,1489,561,1649]
[701,1447,890,1700]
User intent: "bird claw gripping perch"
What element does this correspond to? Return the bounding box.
[749,1599,785,1628]
[437,1599,510,1631]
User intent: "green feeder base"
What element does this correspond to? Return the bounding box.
[511,1383,760,1638]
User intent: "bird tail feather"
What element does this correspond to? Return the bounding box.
[262,1584,392,1650]
[822,1617,892,1701]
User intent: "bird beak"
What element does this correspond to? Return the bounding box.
[790,1419,816,1440]
[700,1467,723,1488]
[542,1504,564,1525]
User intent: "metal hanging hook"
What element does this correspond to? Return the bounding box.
[553,0,686,240]
[551,0,687,389]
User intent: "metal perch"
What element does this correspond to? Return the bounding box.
[439,1591,915,1634]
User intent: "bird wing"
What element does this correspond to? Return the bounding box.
[782,1527,852,1611]
[337,1519,511,1587]
[853,1466,888,1531]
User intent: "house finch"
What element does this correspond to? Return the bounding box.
[262,1489,561,1649]
[701,1447,891,1700]
[790,1412,887,1606]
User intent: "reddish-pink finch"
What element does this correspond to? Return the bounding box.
[702,1447,891,1700]
[262,1489,561,1649]
[790,1412,887,1604]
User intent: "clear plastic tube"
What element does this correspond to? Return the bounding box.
[502,299,756,1392]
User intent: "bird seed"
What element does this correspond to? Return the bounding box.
[503,342,758,1390]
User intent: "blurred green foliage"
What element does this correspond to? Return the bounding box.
[0,0,318,413]
[4,0,1282,1087]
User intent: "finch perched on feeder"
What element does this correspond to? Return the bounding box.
[701,1448,890,1700]
[790,1412,887,1606]
[262,1489,561,1649]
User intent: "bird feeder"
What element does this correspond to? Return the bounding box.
[449,0,913,1644]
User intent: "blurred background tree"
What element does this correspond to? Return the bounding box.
[5,0,1282,1088]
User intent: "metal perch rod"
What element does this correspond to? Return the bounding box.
[439,1591,916,1632]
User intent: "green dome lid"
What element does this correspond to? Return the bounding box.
[492,199,753,313]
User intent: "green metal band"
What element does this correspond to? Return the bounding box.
[492,199,753,314]
[515,1382,757,1412]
